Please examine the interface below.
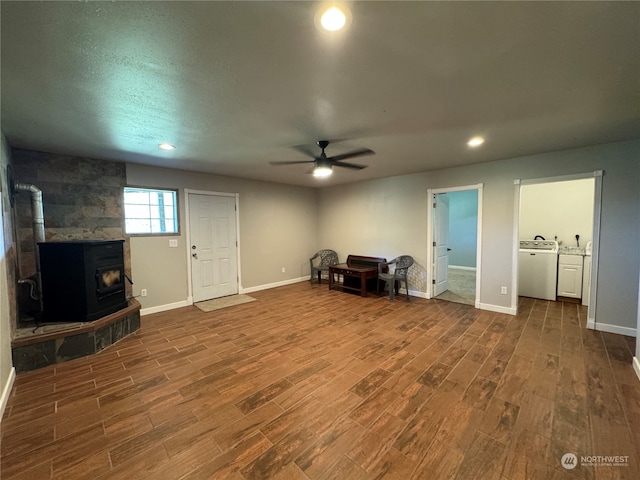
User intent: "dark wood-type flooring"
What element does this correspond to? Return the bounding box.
[2,282,639,479]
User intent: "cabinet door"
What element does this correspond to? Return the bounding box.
[557,264,583,298]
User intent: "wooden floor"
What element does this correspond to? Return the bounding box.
[2,283,639,480]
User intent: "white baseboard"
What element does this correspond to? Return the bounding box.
[449,265,477,271]
[140,300,190,316]
[1,367,16,420]
[141,278,309,316]
[477,302,517,315]
[586,320,636,337]
[408,289,428,299]
[240,276,308,294]
[633,357,640,383]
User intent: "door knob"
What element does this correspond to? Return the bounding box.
[192,253,198,259]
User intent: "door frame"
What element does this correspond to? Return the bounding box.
[513,171,603,326]
[185,189,241,305]
[426,183,483,307]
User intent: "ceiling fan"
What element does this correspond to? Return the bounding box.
[270,140,375,177]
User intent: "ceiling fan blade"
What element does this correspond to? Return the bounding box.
[291,144,320,159]
[329,148,375,162]
[333,161,367,170]
[269,160,315,166]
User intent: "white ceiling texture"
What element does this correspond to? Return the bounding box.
[1,1,639,188]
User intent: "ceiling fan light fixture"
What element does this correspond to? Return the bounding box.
[467,136,485,148]
[270,139,372,177]
[313,165,333,177]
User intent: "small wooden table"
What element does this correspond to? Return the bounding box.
[328,255,387,297]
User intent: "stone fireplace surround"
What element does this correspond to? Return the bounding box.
[10,148,140,371]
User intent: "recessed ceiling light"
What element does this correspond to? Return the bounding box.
[159,143,176,151]
[467,136,485,148]
[321,7,347,31]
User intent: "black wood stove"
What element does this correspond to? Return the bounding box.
[38,240,128,322]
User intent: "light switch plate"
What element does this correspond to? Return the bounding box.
[169,239,178,248]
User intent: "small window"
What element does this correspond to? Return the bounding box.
[124,187,179,235]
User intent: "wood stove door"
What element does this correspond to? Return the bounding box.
[188,193,238,302]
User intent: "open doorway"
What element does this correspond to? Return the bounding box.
[427,184,483,307]
[515,171,602,325]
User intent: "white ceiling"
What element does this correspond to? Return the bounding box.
[1,1,639,188]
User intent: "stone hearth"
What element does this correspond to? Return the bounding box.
[11,300,141,372]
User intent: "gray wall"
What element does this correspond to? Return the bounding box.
[448,190,478,268]
[125,164,318,310]
[318,174,431,293]
[0,133,17,408]
[319,139,640,331]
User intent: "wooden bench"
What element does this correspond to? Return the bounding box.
[328,255,388,297]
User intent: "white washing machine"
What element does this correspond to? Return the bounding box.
[518,240,559,301]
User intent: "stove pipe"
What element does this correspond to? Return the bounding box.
[14,183,45,310]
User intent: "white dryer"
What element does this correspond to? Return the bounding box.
[518,240,559,301]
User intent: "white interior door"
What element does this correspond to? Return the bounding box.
[433,193,450,296]
[189,194,238,302]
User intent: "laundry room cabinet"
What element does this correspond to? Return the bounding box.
[557,254,583,299]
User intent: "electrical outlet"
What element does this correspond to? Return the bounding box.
[141,289,147,297]
[500,286,508,295]
[281,267,286,273]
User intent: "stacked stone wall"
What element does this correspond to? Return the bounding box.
[11,149,131,304]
